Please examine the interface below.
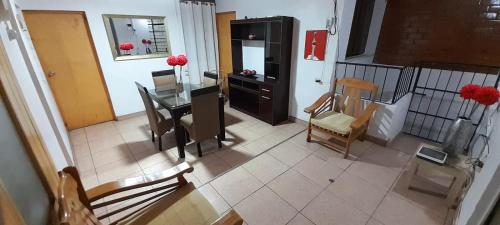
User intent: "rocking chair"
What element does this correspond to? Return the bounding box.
[304,78,380,158]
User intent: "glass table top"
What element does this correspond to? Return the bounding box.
[148,82,218,109]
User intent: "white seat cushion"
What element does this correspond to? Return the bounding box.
[311,111,355,135]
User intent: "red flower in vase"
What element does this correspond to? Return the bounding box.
[147,40,152,45]
[460,84,481,100]
[177,55,188,66]
[141,39,147,44]
[167,55,178,66]
[474,86,500,106]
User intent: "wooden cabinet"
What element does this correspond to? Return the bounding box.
[228,16,294,125]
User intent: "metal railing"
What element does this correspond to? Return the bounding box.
[404,62,500,143]
[334,62,415,104]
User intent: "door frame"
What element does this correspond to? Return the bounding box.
[0,27,58,199]
[22,10,117,126]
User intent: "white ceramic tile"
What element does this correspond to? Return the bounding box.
[211,167,263,206]
[293,155,343,188]
[287,213,314,225]
[302,190,370,225]
[269,141,311,167]
[234,186,297,225]
[268,170,323,210]
[243,153,288,184]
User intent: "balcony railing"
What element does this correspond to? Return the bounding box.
[334,62,415,104]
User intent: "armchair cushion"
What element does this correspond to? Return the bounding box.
[118,183,222,225]
[311,111,355,135]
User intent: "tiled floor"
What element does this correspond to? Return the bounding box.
[70,106,453,225]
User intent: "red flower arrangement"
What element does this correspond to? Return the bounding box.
[459,84,500,119]
[166,55,189,83]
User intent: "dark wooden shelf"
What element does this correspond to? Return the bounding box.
[228,16,294,125]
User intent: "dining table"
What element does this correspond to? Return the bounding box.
[146,81,225,158]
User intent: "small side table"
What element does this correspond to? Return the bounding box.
[404,143,473,207]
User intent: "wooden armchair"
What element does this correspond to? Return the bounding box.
[304,78,380,158]
[54,162,243,225]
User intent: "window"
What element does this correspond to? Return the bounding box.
[346,0,375,57]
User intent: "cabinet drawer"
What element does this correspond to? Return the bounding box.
[260,85,273,98]
[260,94,273,123]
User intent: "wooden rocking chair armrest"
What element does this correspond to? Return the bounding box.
[86,162,193,202]
[304,92,332,114]
[350,103,380,130]
[211,210,244,225]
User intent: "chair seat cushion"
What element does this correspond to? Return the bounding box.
[118,183,221,225]
[311,111,355,135]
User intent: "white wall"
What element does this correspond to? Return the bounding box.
[457,107,500,225]
[15,0,186,117]
[216,0,357,122]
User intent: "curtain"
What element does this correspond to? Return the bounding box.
[180,1,219,84]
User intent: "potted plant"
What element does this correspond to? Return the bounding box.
[442,84,500,157]
[166,55,188,84]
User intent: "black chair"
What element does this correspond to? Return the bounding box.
[152,69,176,91]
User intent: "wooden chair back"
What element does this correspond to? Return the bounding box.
[190,85,220,140]
[55,170,100,225]
[333,78,378,117]
[135,82,160,133]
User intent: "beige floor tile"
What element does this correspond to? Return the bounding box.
[302,190,370,225]
[373,193,445,225]
[293,155,343,188]
[327,171,386,215]
[211,167,263,206]
[72,143,91,158]
[268,170,323,211]
[288,131,322,153]
[367,218,385,225]
[88,134,126,153]
[191,156,232,185]
[70,128,88,146]
[141,160,178,175]
[75,154,95,173]
[346,160,400,191]
[134,151,178,169]
[287,213,314,225]
[360,144,410,173]
[81,173,99,189]
[215,146,254,167]
[243,153,288,184]
[85,122,120,141]
[198,184,231,215]
[234,186,297,225]
[388,134,430,155]
[313,146,355,170]
[91,146,135,168]
[269,141,311,167]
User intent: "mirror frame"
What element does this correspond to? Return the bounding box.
[102,14,172,61]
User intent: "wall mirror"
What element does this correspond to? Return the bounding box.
[103,14,172,61]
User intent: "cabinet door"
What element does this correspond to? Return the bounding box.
[260,94,273,123]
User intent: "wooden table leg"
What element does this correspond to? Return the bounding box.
[172,110,186,158]
[446,174,467,207]
[218,94,226,141]
[404,159,419,190]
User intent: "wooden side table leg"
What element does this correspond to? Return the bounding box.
[446,174,466,207]
[404,160,419,189]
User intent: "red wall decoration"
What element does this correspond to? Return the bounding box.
[304,30,328,61]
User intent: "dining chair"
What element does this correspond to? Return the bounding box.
[135,82,174,151]
[152,69,177,91]
[203,71,219,86]
[180,85,222,157]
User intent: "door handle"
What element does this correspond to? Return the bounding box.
[261,96,271,100]
[47,71,56,77]
[261,88,271,92]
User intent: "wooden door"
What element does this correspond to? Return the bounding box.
[23,11,115,130]
[216,11,236,93]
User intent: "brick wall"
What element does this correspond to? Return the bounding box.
[374,0,500,67]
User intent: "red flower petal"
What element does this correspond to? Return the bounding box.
[177,54,188,66]
[460,84,481,100]
[475,86,500,106]
[167,55,178,66]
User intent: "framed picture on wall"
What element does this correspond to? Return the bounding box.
[304,30,327,61]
